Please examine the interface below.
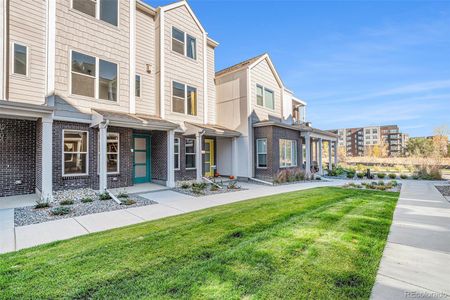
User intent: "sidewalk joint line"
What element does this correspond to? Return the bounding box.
[73,218,91,234]
[123,209,146,221]
[378,273,444,294]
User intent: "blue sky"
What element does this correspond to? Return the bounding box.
[146,0,450,137]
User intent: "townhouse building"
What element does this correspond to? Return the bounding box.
[329,125,409,157]
[0,0,337,200]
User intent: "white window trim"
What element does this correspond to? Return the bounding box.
[171,26,197,61]
[62,129,89,177]
[255,84,275,110]
[185,138,196,170]
[69,50,119,103]
[256,138,267,169]
[171,80,197,116]
[97,132,120,175]
[279,139,297,168]
[174,138,180,170]
[70,0,119,27]
[135,74,141,98]
[11,42,29,77]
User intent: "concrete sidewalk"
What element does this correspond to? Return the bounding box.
[371,181,450,299]
[1,180,345,253]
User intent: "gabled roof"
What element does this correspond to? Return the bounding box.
[215,53,284,88]
[215,53,266,78]
[159,0,206,34]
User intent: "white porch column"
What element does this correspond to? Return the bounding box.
[98,122,108,192]
[166,130,175,188]
[328,141,333,171]
[334,141,338,166]
[305,133,311,175]
[318,138,323,175]
[231,137,238,177]
[41,118,53,201]
[195,132,202,181]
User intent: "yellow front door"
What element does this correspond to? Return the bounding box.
[204,139,215,177]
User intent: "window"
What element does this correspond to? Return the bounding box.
[98,133,119,174]
[174,138,180,170]
[73,0,118,26]
[256,85,263,106]
[172,81,197,116]
[279,139,297,168]
[172,27,185,55]
[187,35,196,59]
[255,84,275,109]
[99,59,117,101]
[63,131,88,176]
[256,139,267,168]
[264,88,274,109]
[135,74,141,97]
[13,43,27,75]
[172,27,196,59]
[185,138,196,169]
[71,50,118,101]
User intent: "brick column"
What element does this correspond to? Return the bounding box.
[305,133,311,176]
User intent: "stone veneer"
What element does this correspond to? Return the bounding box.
[0,118,37,197]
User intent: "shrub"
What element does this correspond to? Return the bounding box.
[81,197,93,203]
[400,174,408,179]
[227,181,240,190]
[356,173,364,179]
[210,185,219,192]
[412,174,420,180]
[51,207,71,216]
[388,174,397,179]
[98,192,111,200]
[180,182,191,189]
[117,191,128,198]
[378,180,385,186]
[59,199,74,206]
[328,166,345,176]
[346,170,355,179]
[121,199,136,205]
[191,182,207,194]
[34,201,50,209]
[377,173,386,179]
[390,180,398,187]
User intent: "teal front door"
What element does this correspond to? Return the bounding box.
[133,135,151,184]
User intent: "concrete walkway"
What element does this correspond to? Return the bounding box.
[371,181,450,299]
[1,180,345,253]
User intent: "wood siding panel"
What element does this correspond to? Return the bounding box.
[8,0,46,104]
[207,45,216,124]
[135,9,156,116]
[54,1,130,116]
[163,6,205,126]
[250,59,282,121]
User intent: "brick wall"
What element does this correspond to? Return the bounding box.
[35,120,42,193]
[53,121,133,191]
[150,131,168,182]
[174,134,197,181]
[254,125,302,181]
[0,119,36,197]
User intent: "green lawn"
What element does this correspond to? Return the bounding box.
[0,187,398,299]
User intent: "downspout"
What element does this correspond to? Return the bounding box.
[196,129,206,181]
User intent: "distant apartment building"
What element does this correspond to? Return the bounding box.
[329,125,409,157]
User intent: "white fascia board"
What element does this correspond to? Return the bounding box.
[292,96,307,106]
[160,0,206,34]
[159,10,165,118]
[129,0,136,114]
[46,0,56,99]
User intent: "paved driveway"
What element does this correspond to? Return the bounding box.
[371,181,450,299]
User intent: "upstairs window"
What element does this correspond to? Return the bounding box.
[73,0,118,26]
[135,74,141,98]
[12,43,27,76]
[172,81,197,116]
[71,50,118,101]
[256,84,275,110]
[172,27,197,60]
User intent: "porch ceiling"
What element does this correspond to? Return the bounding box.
[183,122,241,138]
[91,109,179,131]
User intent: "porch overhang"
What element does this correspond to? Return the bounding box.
[91,109,179,131]
[183,122,241,138]
[0,100,54,120]
[253,120,338,142]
